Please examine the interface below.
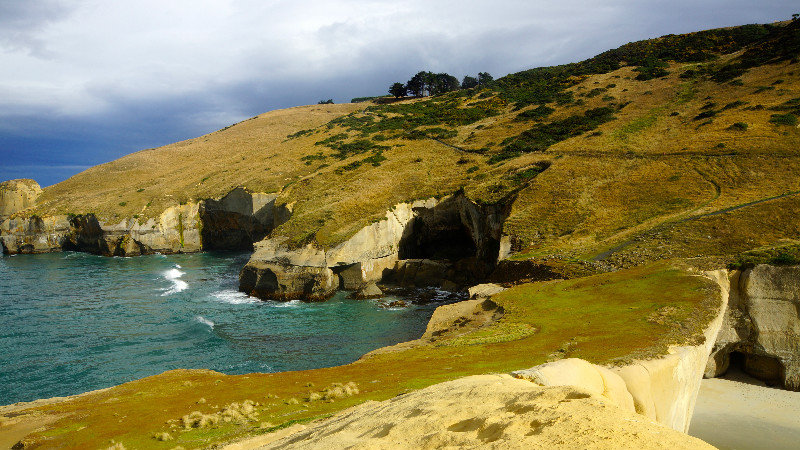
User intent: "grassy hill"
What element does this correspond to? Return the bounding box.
[23,19,800,270]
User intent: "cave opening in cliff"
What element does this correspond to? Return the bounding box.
[398,214,478,262]
[727,351,785,387]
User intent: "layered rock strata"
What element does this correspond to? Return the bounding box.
[0,187,276,256]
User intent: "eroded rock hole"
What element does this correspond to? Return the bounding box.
[727,351,786,387]
[399,215,477,261]
[390,192,510,288]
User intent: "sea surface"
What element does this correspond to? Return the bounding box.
[0,251,451,405]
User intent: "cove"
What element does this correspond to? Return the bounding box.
[0,251,453,405]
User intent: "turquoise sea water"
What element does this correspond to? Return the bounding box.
[0,252,450,405]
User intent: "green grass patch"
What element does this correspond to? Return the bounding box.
[730,243,800,269]
[613,107,663,140]
[769,113,798,126]
[24,263,719,449]
[491,107,616,163]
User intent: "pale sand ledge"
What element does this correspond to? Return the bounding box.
[250,374,715,450]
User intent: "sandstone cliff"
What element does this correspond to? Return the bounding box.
[239,191,512,300]
[705,264,800,390]
[0,179,41,221]
[0,187,276,256]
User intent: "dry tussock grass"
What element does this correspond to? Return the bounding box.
[18,32,800,265]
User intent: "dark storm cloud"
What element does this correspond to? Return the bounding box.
[0,0,798,186]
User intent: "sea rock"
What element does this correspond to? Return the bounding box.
[199,188,278,251]
[0,179,41,221]
[705,264,800,390]
[383,259,452,287]
[239,198,437,300]
[353,281,383,299]
[421,298,502,340]
[0,214,71,254]
[468,283,506,299]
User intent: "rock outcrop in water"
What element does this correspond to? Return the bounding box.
[239,191,512,300]
[705,264,800,390]
[0,179,41,221]
[0,186,276,256]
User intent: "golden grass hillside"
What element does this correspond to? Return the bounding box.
[12,20,800,270]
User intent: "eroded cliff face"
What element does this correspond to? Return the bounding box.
[0,179,41,221]
[0,204,202,256]
[239,191,513,300]
[199,188,279,251]
[239,199,433,300]
[0,187,275,256]
[705,264,800,390]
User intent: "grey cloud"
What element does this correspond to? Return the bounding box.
[0,0,76,56]
[1,0,799,187]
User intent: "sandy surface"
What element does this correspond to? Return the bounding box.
[258,374,715,449]
[689,369,800,450]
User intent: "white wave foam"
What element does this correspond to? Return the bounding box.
[165,268,184,280]
[272,299,302,307]
[161,268,188,296]
[212,289,258,305]
[196,316,214,328]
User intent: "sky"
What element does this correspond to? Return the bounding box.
[0,1,797,186]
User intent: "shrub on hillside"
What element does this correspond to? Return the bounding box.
[769,113,798,126]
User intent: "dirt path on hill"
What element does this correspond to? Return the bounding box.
[592,189,800,262]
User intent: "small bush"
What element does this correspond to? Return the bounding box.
[769,113,798,126]
[693,110,717,121]
[727,122,748,131]
[286,129,314,139]
[722,100,747,110]
[515,105,555,121]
